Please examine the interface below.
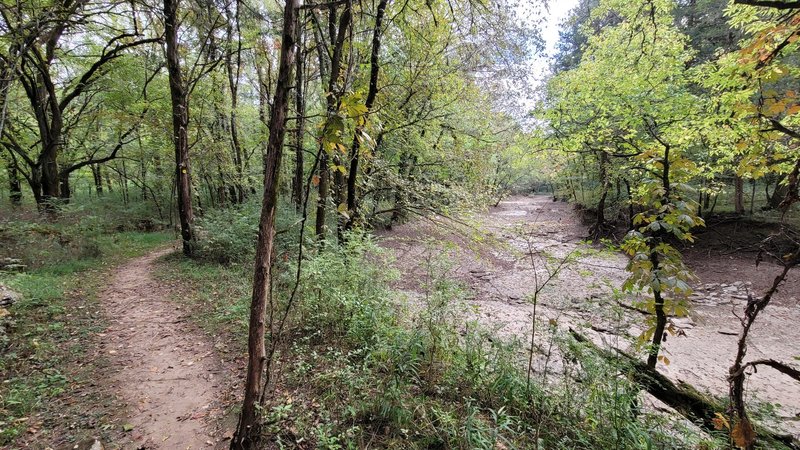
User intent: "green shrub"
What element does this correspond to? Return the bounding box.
[195,199,260,264]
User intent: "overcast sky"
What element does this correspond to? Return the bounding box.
[534,0,580,84]
[509,0,579,117]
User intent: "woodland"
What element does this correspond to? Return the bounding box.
[1,0,800,448]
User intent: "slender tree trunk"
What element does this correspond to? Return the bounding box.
[734,175,745,215]
[292,16,306,212]
[590,150,610,237]
[728,260,796,450]
[91,164,103,196]
[315,0,352,241]
[165,0,196,256]
[6,154,22,205]
[59,172,71,202]
[315,151,330,238]
[345,0,388,230]
[121,159,130,205]
[226,2,246,203]
[647,145,671,370]
[231,0,298,446]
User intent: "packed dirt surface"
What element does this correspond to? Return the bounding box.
[379,195,800,436]
[98,247,225,449]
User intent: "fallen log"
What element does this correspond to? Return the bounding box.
[568,328,799,449]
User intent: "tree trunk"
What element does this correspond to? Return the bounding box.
[292,16,306,212]
[734,175,745,215]
[165,0,196,257]
[225,4,246,204]
[231,0,298,446]
[6,154,22,205]
[647,144,671,370]
[39,133,62,209]
[314,0,352,242]
[315,153,330,239]
[767,175,789,210]
[345,0,388,231]
[59,172,71,202]
[92,164,104,196]
[647,250,667,369]
[590,150,610,237]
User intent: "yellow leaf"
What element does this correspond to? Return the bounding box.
[712,413,730,431]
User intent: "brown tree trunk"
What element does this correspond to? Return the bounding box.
[39,129,62,209]
[231,0,299,446]
[59,172,71,202]
[165,0,196,256]
[315,152,330,239]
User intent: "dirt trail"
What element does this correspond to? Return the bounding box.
[98,247,223,449]
[380,195,800,437]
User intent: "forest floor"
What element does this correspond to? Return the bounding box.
[94,246,229,449]
[379,194,800,437]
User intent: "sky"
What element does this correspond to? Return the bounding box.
[507,0,580,118]
[533,0,581,87]
[542,1,581,56]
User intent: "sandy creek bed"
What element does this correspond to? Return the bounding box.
[378,195,800,438]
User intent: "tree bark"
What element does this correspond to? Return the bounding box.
[231,0,298,446]
[164,0,196,256]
